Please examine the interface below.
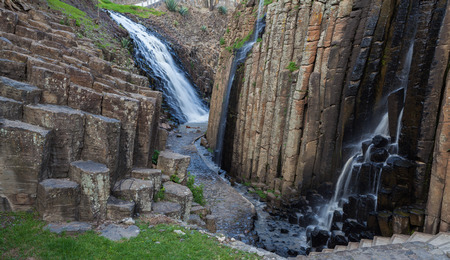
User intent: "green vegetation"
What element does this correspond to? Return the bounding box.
[230,30,253,50]
[226,28,230,33]
[156,187,165,200]
[174,20,179,26]
[217,6,227,15]
[186,174,205,205]
[249,188,267,199]
[286,61,299,72]
[99,0,165,17]
[47,0,95,29]
[179,6,189,16]
[0,212,258,259]
[165,0,178,12]
[152,150,160,165]
[220,37,226,45]
[170,174,181,183]
[264,0,272,5]
[121,37,131,48]
[201,25,207,32]
[256,37,262,43]
[235,11,241,19]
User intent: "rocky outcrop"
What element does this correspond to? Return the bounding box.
[207,0,450,233]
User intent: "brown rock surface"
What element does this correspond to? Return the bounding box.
[37,178,80,221]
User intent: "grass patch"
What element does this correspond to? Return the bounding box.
[47,0,97,29]
[249,188,267,199]
[0,212,259,259]
[230,30,253,50]
[220,37,225,45]
[170,174,181,183]
[165,0,178,12]
[99,0,165,17]
[264,0,272,5]
[286,61,299,72]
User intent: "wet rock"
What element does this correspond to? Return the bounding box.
[387,89,404,141]
[377,210,393,237]
[361,140,372,156]
[69,161,110,221]
[367,211,380,234]
[328,230,348,249]
[370,148,389,162]
[317,182,334,200]
[107,196,135,221]
[343,195,359,219]
[309,227,330,248]
[392,208,410,234]
[306,191,325,207]
[100,224,140,241]
[331,221,344,231]
[332,210,344,224]
[409,208,425,227]
[299,212,319,227]
[37,179,80,221]
[343,218,366,236]
[372,135,389,148]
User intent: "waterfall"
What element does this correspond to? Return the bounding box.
[318,43,415,231]
[214,0,266,166]
[109,12,209,123]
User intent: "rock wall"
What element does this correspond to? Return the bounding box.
[207,0,450,233]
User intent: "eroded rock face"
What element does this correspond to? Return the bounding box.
[157,151,191,183]
[207,0,450,218]
[37,179,80,221]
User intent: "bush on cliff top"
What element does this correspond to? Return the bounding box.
[0,212,259,259]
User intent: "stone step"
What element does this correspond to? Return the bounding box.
[0,76,41,104]
[372,236,391,246]
[131,168,162,196]
[334,245,347,252]
[427,232,450,247]
[322,249,333,253]
[69,161,110,221]
[157,150,191,183]
[347,242,360,250]
[0,57,26,81]
[0,96,22,120]
[406,232,434,243]
[106,196,135,221]
[390,234,410,244]
[438,242,450,254]
[0,119,51,211]
[190,204,208,216]
[23,104,85,178]
[112,178,154,214]
[37,178,80,221]
[163,181,193,221]
[152,201,182,219]
[359,239,373,248]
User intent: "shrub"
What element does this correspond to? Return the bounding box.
[178,6,188,16]
[201,25,207,32]
[174,20,179,26]
[121,37,131,48]
[217,6,227,14]
[257,37,262,42]
[286,61,299,72]
[152,150,160,165]
[186,174,205,205]
[220,37,225,45]
[170,174,180,183]
[165,0,178,12]
[156,187,165,200]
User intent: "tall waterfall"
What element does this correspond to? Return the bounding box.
[109,12,209,123]
[318,43,415,230]
[214,0,266,166]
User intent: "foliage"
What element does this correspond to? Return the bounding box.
[235,11,241,19]
[170,174,180,183]
[174,20,179,26]
[226,28,230,33]
[231,30,253,50]
[217,5,227,15]
[178,6,189,16]
[121,37,131,49]
[286,61,299,72]
[186,174,206,205]
[264,0,272,5]
[156,187,165,200]
[249,188,267,199]
[47,0,96,30]
[98,0,165,18]
[152,150,160,165]
[165,0,178,12]
[0,212,259,259]
[220,37,225,45]
[201,25,207,32]
[256,37,262,43]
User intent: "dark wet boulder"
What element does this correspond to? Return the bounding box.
[343,218,366,236]
[328,230,348,248]
[370,148,389,162]
[317,182,334,200]
[309,227,330,248]
[372,135,389,148]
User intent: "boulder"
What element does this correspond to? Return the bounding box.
[69,161,110,221]
[328,230,348,249]
[131,168,162,197]
[37,179,80,221]
[0,76,41,104]
[152,201,182,219]
[107,196,135,220]
[163,182,193,221]
[112,178,154,214]
[157,151,191,183]
[309,227,330,248]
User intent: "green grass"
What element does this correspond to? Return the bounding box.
[47,0,97,29]
[220,37,225,45]
[186,174,205,206]
[264,0,272,5]
[99,0,165,17]
[0,212,259,259]
[231,30,253,50]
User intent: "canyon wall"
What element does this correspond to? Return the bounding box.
[207,0,450,231]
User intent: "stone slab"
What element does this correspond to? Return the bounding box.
[131,168,162,196]
[0,76,41,104]
[112,178,153,213]
[0,96,22,120]
[68,84,102,114]
[157,151,191,183]
[152,201,182,219]
[29,66,69,105]
[163,182,192,221]
[37,179,80,221]
[107,196,135,220]
[100,224,140,241]
[45,222,92,234]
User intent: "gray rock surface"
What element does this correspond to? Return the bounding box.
[107,196,135,220]
[100,224,140,241]
[152,201,182,219]
[45,222,92,234]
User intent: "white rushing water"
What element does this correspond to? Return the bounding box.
[109,12,209,123]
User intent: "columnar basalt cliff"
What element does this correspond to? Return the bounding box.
[207,0,450,233]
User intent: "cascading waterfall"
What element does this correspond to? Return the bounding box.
[109,12,209,123]
[214,0,266,166]
[318,43,415,231]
